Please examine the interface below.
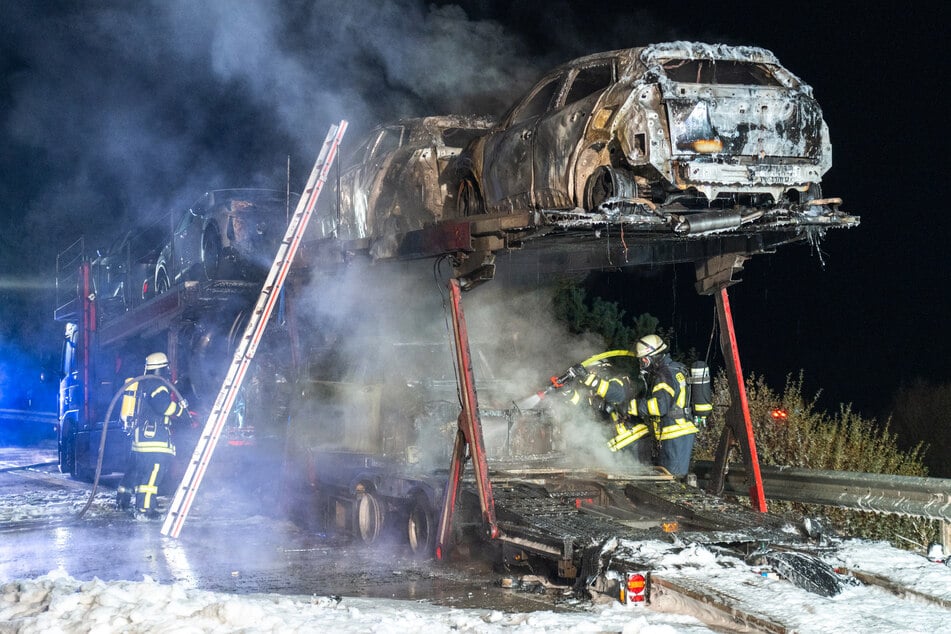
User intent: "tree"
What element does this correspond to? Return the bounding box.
[552,280,660,350]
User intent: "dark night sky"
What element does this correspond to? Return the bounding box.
[0,1,947,421]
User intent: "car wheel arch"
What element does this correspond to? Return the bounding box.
[455,172,486,217]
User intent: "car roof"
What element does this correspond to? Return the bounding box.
[554,41,782,73]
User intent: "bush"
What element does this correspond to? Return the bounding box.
[694,371,939,549]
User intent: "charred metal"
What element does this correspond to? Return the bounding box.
[315,42,857,285]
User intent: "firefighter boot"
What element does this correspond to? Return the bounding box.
[115,487,132,512]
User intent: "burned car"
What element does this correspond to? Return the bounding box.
[92,224,168,315]
[455,42,838,232]
[154,188,299,293]
[313,115,495,257]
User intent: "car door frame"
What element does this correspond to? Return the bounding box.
[532,60,617,210]
[337,125,405,239]
[481,75,562,213]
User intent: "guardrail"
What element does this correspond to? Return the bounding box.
[694,460,951,551]
[693,461,951,522]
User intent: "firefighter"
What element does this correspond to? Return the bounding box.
[116,352,186,519]
[624,334,699,477]
[556,358,653,465]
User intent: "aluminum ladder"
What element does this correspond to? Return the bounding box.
[161,121,347,538]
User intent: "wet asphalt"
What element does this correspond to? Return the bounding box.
[0,442,583,613]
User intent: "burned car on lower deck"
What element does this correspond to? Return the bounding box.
[154,188,299,293]
[91,224,168,317]
[312,115,495,256]
[455,42,842,233]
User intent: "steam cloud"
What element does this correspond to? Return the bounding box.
[0,0,547,402]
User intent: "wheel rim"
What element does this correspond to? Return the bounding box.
[202,232,221,280]
[586,166,624,211]
[407,497,433,555]
[356,492,382,544]
[156,269,170,294]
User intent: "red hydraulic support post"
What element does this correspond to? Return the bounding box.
[435,278,499,560]
[709,286,768,512]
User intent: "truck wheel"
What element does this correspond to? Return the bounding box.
[72,457,94,483]
[407,493,436,558]
[59,422,75,475]
[355,491,383,544]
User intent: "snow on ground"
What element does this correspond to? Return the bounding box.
[0,571,716,634]
[628,539,951,632]
[830,538,951,603]
[2,467,951,632]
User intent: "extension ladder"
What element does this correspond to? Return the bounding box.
[161,121,347,537]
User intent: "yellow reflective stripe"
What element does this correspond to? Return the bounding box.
[132,441,175,454]
[608,422,649,451]
[647,398,661,417]
[136,463,161,510]
[595,380,610,398]
[658,420,699,440]
[693,403,713,413]
[569,391,583,405]
[653,382,675,397]
[674,372,687,407]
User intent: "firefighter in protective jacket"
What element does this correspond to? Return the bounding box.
[625,335,698,476]
[556,357,653,465]
[116,352,186,518]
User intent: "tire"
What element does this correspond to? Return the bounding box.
[584,166,638,211]
[59,420,75,475]
[407,493,436,558]
[72,457,94,483]
[155,267,170,295]
[457,176,485,217]
[355,490,383,545]
[201,230,223,280]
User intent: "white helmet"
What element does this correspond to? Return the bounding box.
[634,334,667,358]
[144,352,169,373]
[634,335,667,369]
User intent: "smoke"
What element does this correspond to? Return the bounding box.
[3,1,542,240]
[285,256,650,474]
[0,0,553,404]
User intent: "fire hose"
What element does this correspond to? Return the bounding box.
[513,349,636,410]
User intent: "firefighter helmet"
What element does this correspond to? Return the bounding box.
[634,334,667,358]
[144,352,169,373]
[634,335,667,370]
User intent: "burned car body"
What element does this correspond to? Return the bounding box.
[307,43,856,289]
[155,188,298,293]
[91,224,168,316]
[313,115,495,257]
[456,42,837,230]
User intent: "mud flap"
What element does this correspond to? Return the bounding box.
[762,550,843,597]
